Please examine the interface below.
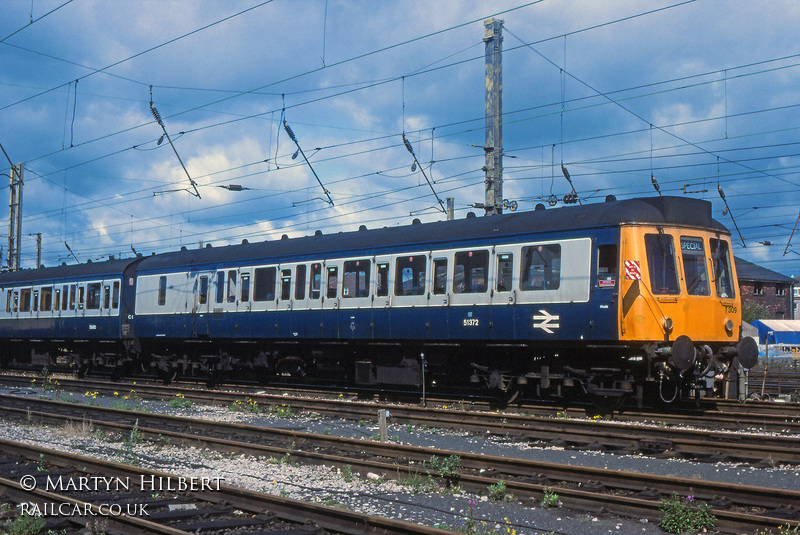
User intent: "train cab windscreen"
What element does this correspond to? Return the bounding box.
[645,233,679,295]
[710,238,734,299]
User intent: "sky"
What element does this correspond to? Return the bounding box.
[1,0,800,278]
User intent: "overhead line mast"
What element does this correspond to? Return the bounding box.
[483,17,503,216]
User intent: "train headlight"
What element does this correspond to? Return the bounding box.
[663,317,674,331]
[724,319,734,333]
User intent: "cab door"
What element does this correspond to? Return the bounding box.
[592,240,620,341]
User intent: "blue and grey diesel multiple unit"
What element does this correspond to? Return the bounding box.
[0,196,757,406]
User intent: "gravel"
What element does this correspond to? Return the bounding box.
[2,384,798,534]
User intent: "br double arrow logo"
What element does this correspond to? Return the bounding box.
[533,310,559,334]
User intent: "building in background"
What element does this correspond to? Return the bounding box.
[735,257,795,320]
[794,285,800,319]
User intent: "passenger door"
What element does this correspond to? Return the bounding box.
[390,253,429,339]
[341,258,372,339]
[491,250,516,340]
[192,272,211,337]
[448,249,491,340]
[429,255,450,340]
[371,258,391,339]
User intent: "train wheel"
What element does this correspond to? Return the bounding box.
[492,377,521,407]
[206,369,225,389]
[110,361,131,382]
[158,367,178,385]
[590,394,626,415]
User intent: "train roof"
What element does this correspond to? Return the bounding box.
[135,195,727,272]
[0,256,141,286]
[0,195,729,282]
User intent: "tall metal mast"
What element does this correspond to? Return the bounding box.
[7,163,23,270]
[483,18,503,216]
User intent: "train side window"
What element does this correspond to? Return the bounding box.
[295,265,306,300]
[103,285,110,309]
[13,291,19,313]
[453,250,488,294]
[394,255,426,296]
[433,258,447,295]
[710,238,735,299]
[226,270,237,303]
[376,263,389,297]
[33,290,39,312]
[215,272,225,304]
[5,291,11,313]
[327,266,338,299]
[680,237,710,296]
[644,233,679,295]
[280,269,291,300]
[88,283,102,309]
[20,289,31,312]
[68,285,75,310]
[496,253,513,292]
[343,259,370,298]
[54,289,61,311]
[41,287,53,311]
[77,286,85,310]
[157,277,167,306]
[112,281,120,309]
[66,285,73,310]
[198,277,208,305]
[240,273,251,302]
[520,244,561,291]
[310,263,322,299]
[253,267,276,301]
[597,244,618,274]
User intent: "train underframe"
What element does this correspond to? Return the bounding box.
[0,334,756,409]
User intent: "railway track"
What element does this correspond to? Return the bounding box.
[5,370,800,422]
[0,437,454,535]
[3,374,800,464]
[0,394,798,533]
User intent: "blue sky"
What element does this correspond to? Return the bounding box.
[1,0,800,277]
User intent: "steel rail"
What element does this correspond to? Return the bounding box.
[4,381,799,464]
[0,475,191,535]
[1,398,798,533]
[5,372,800,426]
[0,437,459,535]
